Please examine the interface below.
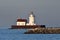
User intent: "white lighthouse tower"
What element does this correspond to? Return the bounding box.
[26,11,36,25]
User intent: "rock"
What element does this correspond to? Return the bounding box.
[24,28,60,34]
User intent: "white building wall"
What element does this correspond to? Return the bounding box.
[29,16,34,24]
[26,13,36,25]
[17,22,26,26]
[26,23,36,25]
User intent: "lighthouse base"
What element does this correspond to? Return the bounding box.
[11,25,45,29]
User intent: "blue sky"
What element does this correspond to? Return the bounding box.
[0,0,60,28]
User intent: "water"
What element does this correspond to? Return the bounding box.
[0,29,60,40]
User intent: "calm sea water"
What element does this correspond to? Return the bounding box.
[0,29,60,40]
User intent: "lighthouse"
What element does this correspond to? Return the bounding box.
[26,11,36,25]
[11,11,45,29]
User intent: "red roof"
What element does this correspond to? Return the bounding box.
[17,18,27,22]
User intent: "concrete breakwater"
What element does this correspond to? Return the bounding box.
[24,27,60,34]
